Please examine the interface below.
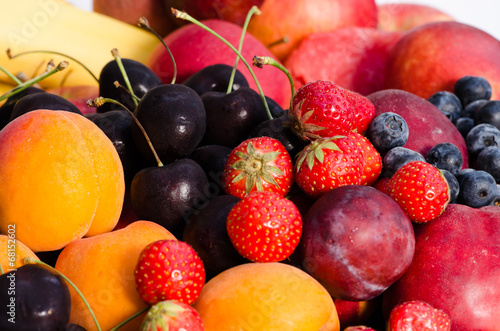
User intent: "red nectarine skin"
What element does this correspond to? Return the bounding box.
[377,3,454,32]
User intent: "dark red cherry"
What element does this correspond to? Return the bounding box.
[0,86,46,129]
[10,92,82,122]
[182,63,249,96]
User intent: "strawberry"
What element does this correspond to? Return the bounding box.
[222,136,294,199]
[294,135,364,198]
[288,80,356,140]
[387,300,452,331]
[387,160,450,223]
[140,300,204,331]
[226,190,302,263]
[348,132,382,186]
[347,90,377,134]
[134,239,205,305]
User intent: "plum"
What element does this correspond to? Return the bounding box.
[301,185,415,301]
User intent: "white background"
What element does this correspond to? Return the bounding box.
[67,0,500,41]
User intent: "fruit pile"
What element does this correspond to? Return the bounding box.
[0,0,499,330]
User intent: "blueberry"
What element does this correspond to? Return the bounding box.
[426,142,463,175]
[465,123,500,158]
[455,168,477,185]
[457,170,497,207]
[440,169,459,204]
[366,112,409,154]
[461,99,488,118]
[382,147,426,178]
[455,117,475,138]
[454,76,492,107]
[489,185,500,207]
[474,100,500,130]
[475,146,500,183]
[427,91,462,123]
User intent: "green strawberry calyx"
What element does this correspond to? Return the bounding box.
[140,300,187,331]
[286,100,327,141]
[296,136,345,171]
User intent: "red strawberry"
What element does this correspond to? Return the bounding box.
[387,161,450,223]
[348,132,382,186]
[348,91,376,134]
[222,136,294,199]
[288,80,356,140]
[373,177,391,195]
[294,135,364,198]
[226,190,302,263]
[388,300,452,331]
[140,300,204,331]
[135,239,205,305]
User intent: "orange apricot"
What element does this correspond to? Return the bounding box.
[55,220,177,331]
[193,262,340,331]
[0,234,38,273]
[0,109,125,252]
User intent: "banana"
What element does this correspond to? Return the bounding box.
[0,0,160,89]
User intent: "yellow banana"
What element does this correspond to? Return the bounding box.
[0,0,160,89]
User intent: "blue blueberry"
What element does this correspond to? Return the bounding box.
[455,168,477,185]
[455,117,475,139]
[427,91,462,123]
[454,76,492,107]
[382,147,426,178]
[474,100,500,130]
[465,123,500,158]
[461,99,488,118]
[475,146,500,183]
[489,185,500,207]
[457,170,497,208]
[426,142,463,175]
[366,112,409,154]
[440,169,459,204]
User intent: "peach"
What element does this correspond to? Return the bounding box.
[377,3,454,32]
[0,234,38,273]
[0,109,125,252]
[192,262,340,330]
[55,220,177,331]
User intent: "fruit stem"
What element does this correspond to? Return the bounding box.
[253,55,295,111]
[267,36,290,48]
[226,5,261,94]
[0,61,68,102]
[171,8,273,120]
[22,257,102,331]
[0,65,22,85]
[87,97,164,167]
[114,81,142,103]
[0,264,4,275]
[109,306,149,331]
[111,48,139,107]
[138,17,177,85]
[7,48,99,83]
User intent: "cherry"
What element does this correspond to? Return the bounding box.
[182,63,249,96]
[9,92,82,122]
[0,87,46,129]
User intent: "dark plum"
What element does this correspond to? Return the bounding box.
[440,169,460,204]
[97,58,162,113]
[189,144,232,197]
[454,75,492,107]
[382,147,426,178]
[457,170,497,208]
[183,194,248,280]
[131,84,206,165]
[427,91,462,122]
[426,142,463,175]
[476,146,500,183]
[474,100,500,129]
[10,92,82,122]
[182,63,249,96]
[465,123,500,158]
[0,86,45,129]
[0,264,71,331]
[366,112,409,155]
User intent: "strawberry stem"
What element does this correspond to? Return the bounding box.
[171,8,273,120]
[0,65,22,85]
[138,17,177,85]
[111,48,139,107]
[0,61,68,102]
[226,5,261,94]
[7,48,99,83]
[109,306,149,331]
[22,257,102,331]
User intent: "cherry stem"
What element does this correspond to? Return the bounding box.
[267,36,290,49]
[0,61,68,102]
[138,17,177,85]
[253,55,295,110]
[0,264,4,275]
[114,81,142,103]
[22,257,102,331]
[111,48,139,107]
[0,65,22,85]
[109,306,149,331]
[226,5,261,94]
[171,8,273,120]
[7,48,99,83]
[87,97,164,167]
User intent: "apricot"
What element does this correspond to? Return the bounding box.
[0,109,125,252]
[192,262,340,331]
[0,234,38,273]
[54,220,177,331]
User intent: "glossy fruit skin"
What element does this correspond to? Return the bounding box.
[135,239,206,305]
[457,169,497,207]
[454,75,492,107]
[474,100,500,129]
[226,191,303,263]
[10,92,82,122]
[140,300,204,331]
[222,137,294,199]
[182,63,249,96]
[131,84,206,165]
[476,146,500,182]
[0,86,45,130]
[97,58,162,113]
[366,112,409,155]
[387,300,451,331]
[426,142,464,175]
[349,132,382,186]
[427,91,462,123]
[382,147,426,178]
[387,161,450,223]
[0,264,71,331]
[189,144,232,197]
[465,123,500,158]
